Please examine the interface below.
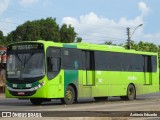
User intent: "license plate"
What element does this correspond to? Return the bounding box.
[18,92,25,95]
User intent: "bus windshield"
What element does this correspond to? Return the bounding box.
[7,52,45,78]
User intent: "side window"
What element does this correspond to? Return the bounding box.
[47,57,60,72]
[81,51,95,70]
[151,56,157,72]
[121,54,144,72]
[46,47,61,80]
[94,51,145,72]
[62,48,82,70]
[95,51,122,71]
[144,55,157,72]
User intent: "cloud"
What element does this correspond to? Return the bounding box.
[0,0,10,15]
[20,0,39,7]
[143,32,160,45]
[62,12,144,44]
[62,2,160,45]
[139,2,150,16]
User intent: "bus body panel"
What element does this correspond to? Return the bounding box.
[78,71,159,98]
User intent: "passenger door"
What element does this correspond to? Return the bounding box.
[144,56,152,85]
[82,51,95,86]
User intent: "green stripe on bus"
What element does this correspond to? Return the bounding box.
[64,70,78,94]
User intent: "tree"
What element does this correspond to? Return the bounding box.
[0,30,4,44]
[124,41,134,49]
[59,24,77,43]
[76,37,82,43]
[104,41,113,45]
[123,41,159,52]
[6,18,80,44]
[7,18,60,43]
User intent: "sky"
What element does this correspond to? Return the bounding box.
[0,0,160,45]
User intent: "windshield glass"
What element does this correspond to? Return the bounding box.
[7,52,45,78]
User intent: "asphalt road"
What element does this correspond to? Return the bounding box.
[0,92,160,118]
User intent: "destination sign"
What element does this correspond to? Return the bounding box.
[8,43,44,51]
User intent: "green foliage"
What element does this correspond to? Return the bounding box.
[123,41,159,53]
[104,41,113,45]
[7,18,60,43]
[76,37,82,43]
[0,30,7,46]
[0,30,4,44]
[59,24,77,43]
[6,17,79,44]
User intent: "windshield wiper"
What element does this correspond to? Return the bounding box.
[14,51,22,64]
[24,52,34,66]
[13,51,35,68]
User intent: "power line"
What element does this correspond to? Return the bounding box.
[82,38,126,41]
[79,33,126,37]
[78,33,126,40]
[82,36,126,41]
[79,30,125,35]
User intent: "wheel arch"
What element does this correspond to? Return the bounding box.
[128,83,136,90]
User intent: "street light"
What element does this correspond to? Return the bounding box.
[127,24,143,49]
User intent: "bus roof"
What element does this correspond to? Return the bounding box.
[61,42,157,56]
[8,40,158,56]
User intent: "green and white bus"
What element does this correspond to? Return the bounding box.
[5,40,159,105]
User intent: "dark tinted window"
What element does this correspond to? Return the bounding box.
[151,56,157,72]
[46,47,61,80]
[144,55,157,72]
[81,51,95,70]
[94,51,157,72]
[46,47,61,57]
[60,48,157,72]
[62,48,82,70]
[121,54,144,72]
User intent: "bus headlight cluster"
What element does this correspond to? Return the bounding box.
[33,81,46,90]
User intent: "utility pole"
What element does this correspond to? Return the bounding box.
[127,27,131,49]
[126,24,143,50]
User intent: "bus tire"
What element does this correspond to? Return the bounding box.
[94,97,108,102]
[61,85,75,105]
[126,84,136,100]
[30,98,42,105]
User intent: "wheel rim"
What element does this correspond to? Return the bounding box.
[129,88,134,98]
[66,89,73,101]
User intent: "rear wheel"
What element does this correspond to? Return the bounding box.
[127,84,136,100]
[30,98,43,105]
[61,85,75,105]
[94,97,108,102]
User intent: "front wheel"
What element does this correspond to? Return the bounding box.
[61,85,75,105]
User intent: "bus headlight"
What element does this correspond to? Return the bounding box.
[33,81,46,90]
